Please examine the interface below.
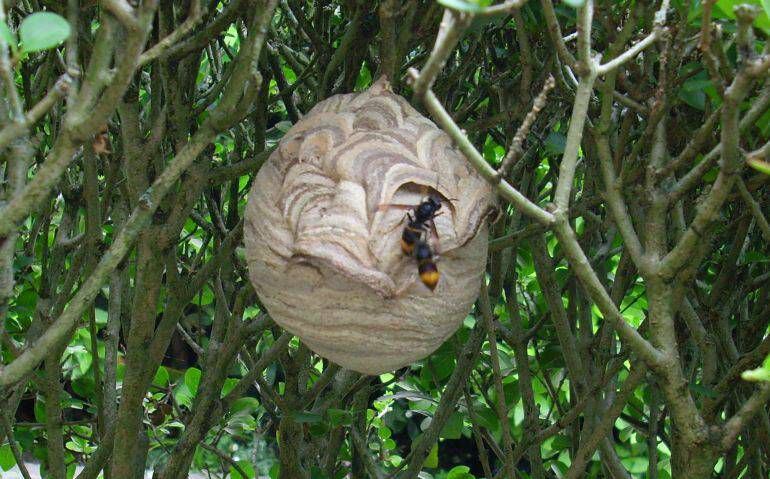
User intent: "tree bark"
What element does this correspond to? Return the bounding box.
[670,434,718,479]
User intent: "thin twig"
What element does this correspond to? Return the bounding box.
[139,2,206,66]
[736,177,770,242]
[0,74,73,151]
[411,9,472,99]
[199,442,250,479]
[99,0,140,29]
[496,75,555,179]
[398,319,487,479]
[0,1,23,119]
[597,29,664,75]
[0,0,278,387]
[350,428,384,479]
[478,281,515,476]
[721,382,770,451]
[565,365,647,479]
[0,413,33,479]
[408,69,553,225]
[478,0,528,16]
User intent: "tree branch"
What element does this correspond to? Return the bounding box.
[722,382,770,451]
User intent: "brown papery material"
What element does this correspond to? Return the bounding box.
[244,77,494,375]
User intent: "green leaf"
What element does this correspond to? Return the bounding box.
[678,88,706,111]
[702,167,719,183]
[230,397,259,415]
[94,308,108,325]
[0,444,16,471]
[678,74,713,111]
[153,366,170,388]
[184,367,201,396]
[437,0,483,13]
[563,0,586,7]
[742,250,770,264]
[327,408,353,427]
[195,286,215,305]
[65,437,96,454]
[620,456,649,474]
[71,376,95,398]
[13,254,34,272]
[742,355,770,382]
[15,288,38,310]
[747,157,770,176]
[309,421,329,437]
[755,108,770,136]
[483,135,505,165]
[355,63,372,91]
[19,12,71,53]
[551,434,572,451]
[74,351,92,378]
[282,64,296,83]
[377,425,392,440]
[439,411,464,440]
[423,442,438,468]
[377,391,436,403]
[689,382,718,398]
[230,461,255,479]
[34,396,46,423]
[471,405,498,430]
[742,368,770,382]
[545,131,566,155]
[310,466,330,479]
[447,465,474,479]
[764,0,770,20]
[291,411,323,424]
[0,23,17,49]
[220,377,239,397]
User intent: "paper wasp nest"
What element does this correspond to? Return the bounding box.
[244,77,494,375]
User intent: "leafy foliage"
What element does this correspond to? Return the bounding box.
[18,12,71,53]
[0,1,768,479]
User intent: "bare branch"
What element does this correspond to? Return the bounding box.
[659,54,770,279]
[411,9,472,98]
[139,1,207,66]
[497,75,555,179]
[736,177,770,242]
[552,69,596,210]
[0,75,73,151]
[539,0,577,68]
[408,69,553,225]
[592,131,646,268]
[565,365,647,479]
[0,414,33,479]
[479,0,528,16]
[552,0,598,210]
[99,0,139,30]
[0,1,23,119]
[722,382,770,451]
[597,31,660,75]
[479,281,515,477]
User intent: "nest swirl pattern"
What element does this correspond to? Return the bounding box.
[245,77,494,374]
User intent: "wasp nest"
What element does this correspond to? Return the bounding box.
[244,77,494,375]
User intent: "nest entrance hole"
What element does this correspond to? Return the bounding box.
[388,181,456,215]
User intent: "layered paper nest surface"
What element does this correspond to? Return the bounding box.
[244,77,494,374]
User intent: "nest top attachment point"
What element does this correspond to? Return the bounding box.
[245,77,494,375]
